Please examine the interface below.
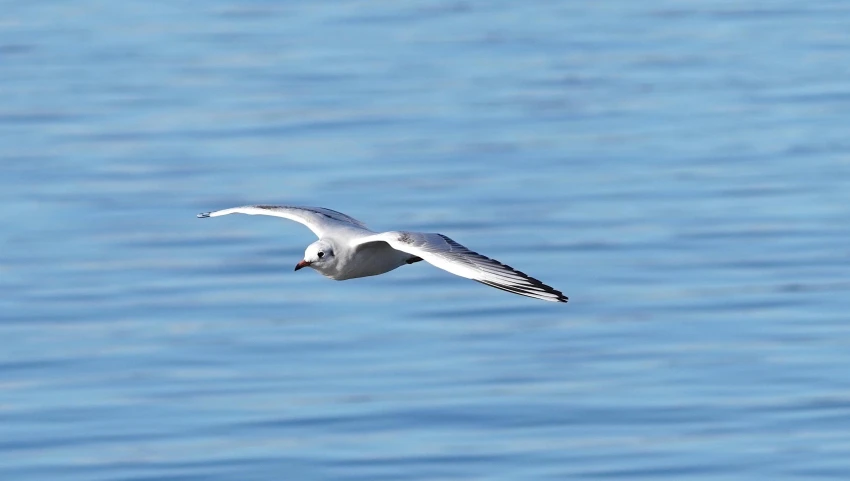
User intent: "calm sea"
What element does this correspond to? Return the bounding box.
[3,1,850,479]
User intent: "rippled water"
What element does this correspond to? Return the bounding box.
[3,1,850,479]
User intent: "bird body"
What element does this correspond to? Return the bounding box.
[322,238,414,280]
[198,205,567,303]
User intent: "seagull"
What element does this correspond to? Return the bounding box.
[197,205,567,303]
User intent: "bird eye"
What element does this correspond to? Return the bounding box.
[317,252,324,258]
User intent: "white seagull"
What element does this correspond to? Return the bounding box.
[197,205,567,303]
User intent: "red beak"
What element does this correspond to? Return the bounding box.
[294,260,311,271]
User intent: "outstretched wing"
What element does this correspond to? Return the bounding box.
[197,205,370,238]
[352,231,567,303]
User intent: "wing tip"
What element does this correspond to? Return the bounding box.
[434,234,569,303]
[476,279,568,303]
[550,292,569,303]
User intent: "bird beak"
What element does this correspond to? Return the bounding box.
[294,260,311,271]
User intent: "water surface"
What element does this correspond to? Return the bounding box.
[3,1,850,479]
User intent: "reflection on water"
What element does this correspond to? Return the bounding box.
[3,1,850,480]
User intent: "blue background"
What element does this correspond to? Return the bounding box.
[3,1,850,479]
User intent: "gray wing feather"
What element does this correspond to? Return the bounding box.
[197,205,370,238]
[354,231,568,303]
[255,205,369,230]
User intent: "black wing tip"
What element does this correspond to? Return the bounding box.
[197,212,211,218]
[435,234,569,303]
[552,292,569,303]
[552,290,569,303]
[476,280,568,303]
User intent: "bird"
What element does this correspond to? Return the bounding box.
[197,205,567,303]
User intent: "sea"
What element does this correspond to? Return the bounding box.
[2,1,850,479]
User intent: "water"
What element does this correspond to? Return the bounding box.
[3,1,850,479]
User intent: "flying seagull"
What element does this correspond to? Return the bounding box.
[197,205,567,303]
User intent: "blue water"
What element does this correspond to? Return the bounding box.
[3,1,850,479]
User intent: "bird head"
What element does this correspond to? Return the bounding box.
[295,240,335,272]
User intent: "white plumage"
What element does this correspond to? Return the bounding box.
[198,205,567,303]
